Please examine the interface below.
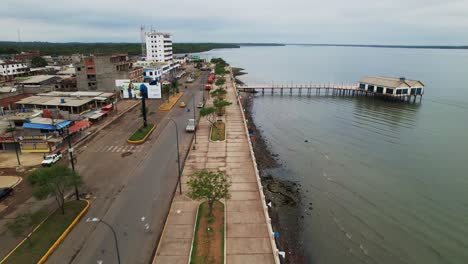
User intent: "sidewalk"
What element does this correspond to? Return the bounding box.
[0,153,42,168]
[153,71,277,263]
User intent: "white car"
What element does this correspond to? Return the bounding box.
[197,102,204,108]
[41,153,62,167]
[186,119,196,132]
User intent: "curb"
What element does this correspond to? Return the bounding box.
[159,93,184,111]
[127,124,156,144]
[36,199,90,264]
[0,200,90,264]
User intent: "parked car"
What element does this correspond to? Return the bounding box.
[204,84,212,90]
[0,187,13,201]
[41,153,62,167]
[186,119,196,132]
[197,102,204,108]
[179,102,187,108]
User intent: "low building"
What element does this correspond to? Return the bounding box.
[0,60,30,82]
[16,75,62,94]
[14,51,40,62]
[358,77,424,97]
[15,91,115,115]
[75,54,143,92]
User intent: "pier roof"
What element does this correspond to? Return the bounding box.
[359,76,424,88]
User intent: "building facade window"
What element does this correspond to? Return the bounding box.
[386,88,393,94]
[376,87,384,93]
[368,85,375,92]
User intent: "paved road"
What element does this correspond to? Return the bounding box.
[47,70,210,264]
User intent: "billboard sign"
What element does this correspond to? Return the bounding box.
[116,80,161,99]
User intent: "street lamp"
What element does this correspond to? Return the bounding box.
[86,217,121,264]
[192,96,197,146]
[167,118,182,195]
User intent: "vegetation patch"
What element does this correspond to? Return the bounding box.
[2,200,87,264]
[0,42,240,56]
[128,123,155,141]
[215,77,225,86]
[187,170,230,264]
[190,201,225,264]
[210,121,225,141]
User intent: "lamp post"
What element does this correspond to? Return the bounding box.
[192,96,197,146]
[86,217,121,264]
[66,127,79,200]
[8,121,20,166]
[167,118,182,195]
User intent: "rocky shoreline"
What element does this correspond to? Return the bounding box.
[240,93,305,263]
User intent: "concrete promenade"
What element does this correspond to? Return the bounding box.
[153,72,277,263]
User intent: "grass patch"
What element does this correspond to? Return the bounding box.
[210,122,225,141]
[190,201,224,264]
[128,123,154,141]
[3,200,87,264]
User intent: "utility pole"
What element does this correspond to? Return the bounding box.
[9,121,20,166]
[66,128,80,200]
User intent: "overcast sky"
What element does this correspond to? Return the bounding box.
[1,0,468,44]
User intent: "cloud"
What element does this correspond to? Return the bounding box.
[1,0,467,44]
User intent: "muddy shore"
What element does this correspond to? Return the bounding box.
[240,93,305,263]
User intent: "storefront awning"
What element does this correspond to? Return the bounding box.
[68,120,91,133]
[23,120,71,130]
[101,104,113,110]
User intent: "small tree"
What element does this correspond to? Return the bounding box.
[213,99,232,116]
[27,164,82,214]
[200,107,218,128]
[210,88,227,99]
[162,84,171,103]
[187,170,230,216]
[171,79,179,94]
[215,77,226,86]
[31,56,47,67]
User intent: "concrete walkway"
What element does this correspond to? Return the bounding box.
[153,72,277,263]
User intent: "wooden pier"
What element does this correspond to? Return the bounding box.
[236,83,423,103]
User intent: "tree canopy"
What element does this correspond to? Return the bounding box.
[200,107,218,127]
[187,170,230,216]
[31,56,47,67]
[27,164,82,214]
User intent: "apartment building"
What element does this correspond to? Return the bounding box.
[145,31,173,62]
[0,60,30,82]
[75,54,143,92]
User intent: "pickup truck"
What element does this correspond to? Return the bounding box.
[41,153,62,167]
[186,119,196,132]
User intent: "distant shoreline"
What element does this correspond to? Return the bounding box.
[288,43,468,50]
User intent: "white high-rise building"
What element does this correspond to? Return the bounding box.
[145,31,173,62]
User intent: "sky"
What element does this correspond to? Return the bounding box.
[1,0,468,45]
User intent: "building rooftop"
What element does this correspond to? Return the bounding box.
[15,96,94,107]
[359,76,424,88]
[57,67,76,75]
[19,75,59,85]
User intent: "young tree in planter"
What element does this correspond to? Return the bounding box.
[27,164,82,214]
[210,88,227,99]
[187,170,231,216]
[200,107,218,128]
[171,79,180,94]
[162,84,171,103]
[215,77,226,86]
[213,99,232,116]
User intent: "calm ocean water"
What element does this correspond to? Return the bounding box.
[199,45,468,264]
